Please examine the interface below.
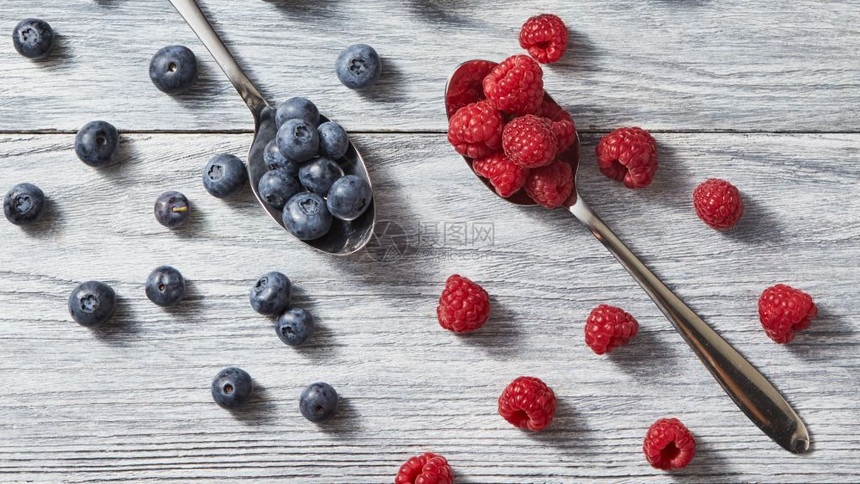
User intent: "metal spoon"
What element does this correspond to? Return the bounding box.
[446,60,810,454]
[168,0,375,255]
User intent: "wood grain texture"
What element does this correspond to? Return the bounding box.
[1,0,860,132]
[0,132,858,483]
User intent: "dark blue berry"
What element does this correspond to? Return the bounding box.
[282,193,333,240]
[145,265,186,307]
[275,308,314,346]
[258,170,301,209]
[211,367,253,410]
[299,158,343,195]
[317,122,349,159]
[276,97,319,127]
[277,119,319,163]
[203,154,247,198]
[75,121,119,167]
[249,271,291,316]
[68,281,116,327]
[154,191,190,228]
[12,18,54,60]
[336,44,382,90]
[326,175,372,221]
[264,139,300,176]
[4,183,45,226]
[299,382,338,422]
[149,45,198,95]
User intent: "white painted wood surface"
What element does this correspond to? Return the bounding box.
[0,0,859,483]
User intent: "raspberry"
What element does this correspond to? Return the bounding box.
[502,115,557,167]
[446,60,497,118]
[524,160,573,208]
[498,376,557,431]
[643,418,696,470]
[437,274,490,333]
[482,55,544,116]
[692,178,744,230]
[584,304,639,355]
[395,452,453,484]
[538,97,576,151]
[447,101,503,159]
[596,127,658,188]
[473,152,529,198]
[758,284,817,344]
[519,14,569,64]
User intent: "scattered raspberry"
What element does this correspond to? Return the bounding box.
[473,152,529,198]
[503,114,557,167]
[584,304,639,355]
[437,274,490,333]
[519,14,569,64]
[482,55,544,116]
[446,60,497,118]
[692,179,744,230]
[498,376,557,431]
[758,284,817,344]
[447,101,503,159]
[524,160,573,208]
[643,418,696,470]
[596,127,658,188]
[395,452,453,484]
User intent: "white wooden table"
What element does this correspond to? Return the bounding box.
[1,1,858,482]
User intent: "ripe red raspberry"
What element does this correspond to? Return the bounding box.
[395,452,453,484]
[519,14,569,64]
[524,160,573,208]
[446,60,497,118]
[584,304,639,355]
[473,152,529,198]
[498,376,557,431]
[758,284,817,344]
[503,114,557,167]
[482,55,544,116]
[643,418,696,470]
[693,178,744,230]
[596,127,658,188]
[538,97,576,151]
[447,101,503,159]
[437,274,490,333]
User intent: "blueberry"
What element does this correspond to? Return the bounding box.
[12,18,54,60]
[249,271,291,316]
[299,382,338,422]
[326,175,372,221]
[154,191,190,228]
[277,119,319,163]
[317,122,349,160]
[211,367,253,410]
[145,265,186,307]
[258,170,302,209]
[276,97,319,127]
[282,193,333,240]
[68,281,116,327]
[4,183,45,226]
[203,154,246,198]
[336,44,382,90]
[299,158,343,195]
[264,139,300,176]
[75,121,120,167]
[149,45,198,95]
[275,308,314,346]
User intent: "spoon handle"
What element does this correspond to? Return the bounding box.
[570,199,809,453]
[168,0,267,116]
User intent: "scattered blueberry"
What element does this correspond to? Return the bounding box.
[249,271,292,316]
[275,308,315,346]
[326,175,372,221]
[154,191,190,228]
[317,122,349,159]
[277,119,319,163]
[336,44,382,90]
[276,97,320,127]
[264,139,300,176]
[145,265,186,307]
[299,158,343,195]
[211,367,253,410]
[283,193,333,240]
[203,154,247,198]
[75,121,120,167]
[299,382,338,422]
[68,281,116,327]
[149,45,198,95]
[12,18,54,59]
[258,170,301,210]
[4,183,45,226]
